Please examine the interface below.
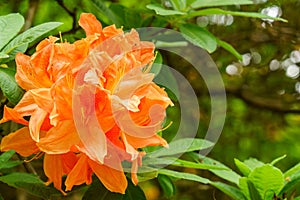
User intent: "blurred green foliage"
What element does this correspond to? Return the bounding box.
[0,0,300,199]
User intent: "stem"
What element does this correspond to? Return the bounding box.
[24,0,39,30]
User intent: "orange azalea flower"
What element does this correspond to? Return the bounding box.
[0,12,173,194]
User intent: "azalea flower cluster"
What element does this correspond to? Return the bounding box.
[0,13,172,194]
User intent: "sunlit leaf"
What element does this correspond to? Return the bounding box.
[243,158,264,171]
[146,4,186,16]
[179,23,217,53]
[0,173,61,199]
[248,164,284,199]
[0,68,24,105]
[190,0,253,9]
[2,22,62,55]
[210,182,247,200]
[234,158,251,177]
[247,181,263,200]
[0,13,24,51]
[284,163,300,178]
[158,168,210,184]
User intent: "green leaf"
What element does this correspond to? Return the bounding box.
[83,176,146,200]
[0,52,9,59]
[179,23,217,53]
[143,157,226,170]
[0,13,24,51]
[234,158,251,177]
[137,170,158,182]
[243,158,264,171]
[247,181,263,200]
[187,8,287,22]
[0,172,61,199]
[239,177,250,200]
[248,164,284,199]
[90,0,123,26]
[146,4,186,16]
[147,138,214,158]
[210,182,247,200]
[0,68,24,105]
[284,163,300,178]
[199,156,241,185]
[0,161,22,170]
[190,0,253,9]
[158,174,176,198]
[170,0,186,11]
[1,43,28,63]
[270,155,287,166]
[150,51,163,77]
[3,22,62,55]
[217,39,242,60]
[279,170,300,196]
[0,150,15,163]
[158,168,210,184]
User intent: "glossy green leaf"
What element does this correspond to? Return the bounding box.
[147,138,213,158]
[158,174,176,198]
[234,158,251,177]
[83,176,146,200]
[0,172,61,199]
[0,52,9,60]
[90,0,125,26]
[0,151,21,170]
[210,182,247,200]
[217,39,242,60]
[279,170,300,196]
[146,4,186,16]
[180,23,217,53]
[0,13,24,51]
[0,68,24,105]
[248,164,284,199]
[190,0,253,9]
[187,8,287,22]
[2,22,62,55]
[158,168,210,184]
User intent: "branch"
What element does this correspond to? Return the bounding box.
[226,87,300,114]
[24,0,39,30]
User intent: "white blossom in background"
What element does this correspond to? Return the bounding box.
[269,59,281,71]
[251,51,262,64]
[286,64,300,79]
[290,50,300,63]
[281,58,294,70]
[261,5,282,25]
[196,16,209,27]
[295,82,300,93]
[226,64,241,76]
[241,53,252,66]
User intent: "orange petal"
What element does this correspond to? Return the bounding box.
[0,106,28,125]
[29,107,48,142]
[88,156,127,194]
[13,91,38,116]
[37,120,80,154]
[125,133,168,149]
[44,153,76,193]
[79,13,102,36]
[0,127,38,157]
[65,154,92,191]
[29,88,53,113]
